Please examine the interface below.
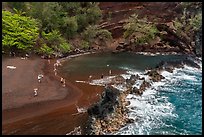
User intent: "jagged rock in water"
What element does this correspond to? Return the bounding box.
[146,69,165,82]
[110,75,126,85]
[126,74,140,86]
[87,86,120,118]
[195,26,202,56]
[126,118,135,124]
[157,58,200,70]
[130,87,139,95]
[165,66,174,73]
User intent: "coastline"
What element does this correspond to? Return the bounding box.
[2,55,83,124]
[2,50,109,135]
[83,54,202,135]
[2,50,201,135]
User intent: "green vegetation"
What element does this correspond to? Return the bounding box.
[2,10,39,53]
[37,44,54,56]
[35,30,71,55]
[2,2,111,56]
[81,40,90,49]
[173,2,202,44]
[123,14,158,45]
[173,9,202,36]
[82,25,112,47]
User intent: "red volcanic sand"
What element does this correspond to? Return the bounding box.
[2,55,84,134]
[2,55,125,135]
[3,56,71,110]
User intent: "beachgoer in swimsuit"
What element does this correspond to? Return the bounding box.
[109,70,112,75]
[34,88,38,97]
[60,77,64,84]
[63,79,66,87]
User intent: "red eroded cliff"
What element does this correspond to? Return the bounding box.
[99,2,182,39]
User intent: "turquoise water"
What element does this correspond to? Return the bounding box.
[60,52,202,135]
[114,57,202,135]
[157,66,202,135]
[60,52,186,75]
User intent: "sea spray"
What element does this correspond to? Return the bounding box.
[88,57,202,135]
[115,59,202,135]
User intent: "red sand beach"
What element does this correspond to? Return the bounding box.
[2,55,105,135]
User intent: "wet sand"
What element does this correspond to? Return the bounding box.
[2,54,125,135]
[2,55,83,134]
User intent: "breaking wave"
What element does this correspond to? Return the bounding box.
[114,58,202,135]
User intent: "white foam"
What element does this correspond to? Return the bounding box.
[132,80,144,89]
[87,60,201,135]
[75,80,88,84]
[114,71,181,135]
[112,84,128,91]
[66,126,81,135]
[126,70,150,82]
[160,70,173,78]
[120,74,131,80]
[89,76,116,86]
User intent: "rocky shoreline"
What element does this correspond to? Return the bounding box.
[50,45,201,135]
[83,55,201,135]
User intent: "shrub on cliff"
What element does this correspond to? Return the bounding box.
[173,8,202,38]
[2,10,39,54]
[81,40,90,50]
[39,30,71,55]
[27,2,102,39]
[123,14,158,45]
[58,40,71,54]
[82,25,112,46]
[172,3,202,54]
[37,44,54,56]
[61,16,78,39]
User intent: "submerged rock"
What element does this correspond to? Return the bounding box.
[146,69,165,82]
[126,74,140,87]
[111,75,126,84]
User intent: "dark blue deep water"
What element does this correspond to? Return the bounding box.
[114,57,202,135]
[60,52,202,135]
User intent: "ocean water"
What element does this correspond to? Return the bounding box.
[60,52,202,135]
[114,58,202,135]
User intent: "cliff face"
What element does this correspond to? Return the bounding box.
[99,2,182,39]
[98,2,202,56]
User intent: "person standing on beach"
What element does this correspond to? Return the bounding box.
[54,67,57,75]
[38,74,43,83]
[109,70,112,75]
[101,74,104,79]
[89,75,92,82]
[38,75,41,83]
[63,79,66,87]
[60,77,64,84]
[34,88,38,97]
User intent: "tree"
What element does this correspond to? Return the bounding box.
[61,16,78,39]
[82,25,112,47]
[6,2,27,12]
[2,10,39,53]
[171,2,202,55]
[36,30,72,55]
[27,2,65,34]
[123,14,158,45]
